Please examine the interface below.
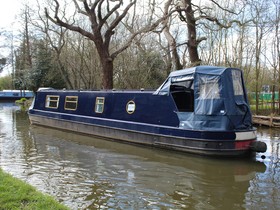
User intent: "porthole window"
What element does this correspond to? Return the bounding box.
[126,101,136,114]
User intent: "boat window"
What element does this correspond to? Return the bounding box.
[198,76,220,99]
[232,70,244,96]
[95,97,105,113]
[154,74,194,95]
[171,75,193,83]
[64,96,78,110]
[45,95,59,109]
[126,101,136,114]
[170,78,194,112]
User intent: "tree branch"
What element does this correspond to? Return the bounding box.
[98,0,122,30]
[111,8,177,59]
[200,15,252,28]
[73,0,88,16]
[209,0,238,15]
[97,0,105,25]
[102,1,135,49]
[45,0,95,40]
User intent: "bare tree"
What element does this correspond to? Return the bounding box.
[161,0,183,70]
[175,0,252,67]
[45,0,169,89]
[268,0,280,114]
[14,5,34,90]
[45,0,179,89]
[249,0,271,114]
[176,0,203,66]
[32,2,74,89]
[45,0,135,89]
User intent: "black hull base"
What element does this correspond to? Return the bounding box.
[29,114,255,157]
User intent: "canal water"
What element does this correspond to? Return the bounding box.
[0,102,279,210]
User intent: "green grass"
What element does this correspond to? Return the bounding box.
[0,168,69,210]
[15,98,33,111]
[250,102,280,115]
[15,98,27,104]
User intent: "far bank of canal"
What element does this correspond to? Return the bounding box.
[0,102,279,209]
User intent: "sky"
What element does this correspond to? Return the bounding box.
[0,0,20,29]
[0,0,23,77]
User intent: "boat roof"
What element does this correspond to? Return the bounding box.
[168,66,236,77]
[37,87,154,93]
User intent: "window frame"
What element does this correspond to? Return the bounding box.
[64,96,78,111]
[231,70,244,96]
[45,95,60,109]
[95,97,105,113]
[198,75,221,100]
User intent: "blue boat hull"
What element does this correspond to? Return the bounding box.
[29,110,257,157]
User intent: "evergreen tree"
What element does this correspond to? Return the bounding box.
[27,40,66,91]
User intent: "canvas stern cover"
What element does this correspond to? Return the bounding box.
[169,66,253,131]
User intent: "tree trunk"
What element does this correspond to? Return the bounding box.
[185,0,201,66]
[57,58,74,89]
[163,31,182,70]
[24,7,32,68]
[163,0,182,70]
[255,83,259,115]
[100,58,113,89]
[95,37,114,89]
[272,84,275,113]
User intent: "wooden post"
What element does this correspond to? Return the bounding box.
[270,114,273,127]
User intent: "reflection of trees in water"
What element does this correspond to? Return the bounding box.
[85,181,115,209]
[245,164,280,209]
[13,110,41,168]
[2,107,279,209]
[246,128,280,209]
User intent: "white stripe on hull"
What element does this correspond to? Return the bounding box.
[235,131,257,141]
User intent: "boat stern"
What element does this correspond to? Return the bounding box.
[235,130,267,153]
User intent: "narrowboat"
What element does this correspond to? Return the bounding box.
[28,66,267,157]
[0,90,34,100]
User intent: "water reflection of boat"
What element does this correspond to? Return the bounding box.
[28,66,267,157]
[28,125,266,209]
[29,125,267,180]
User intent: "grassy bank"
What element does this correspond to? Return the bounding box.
[0,168,69,210]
